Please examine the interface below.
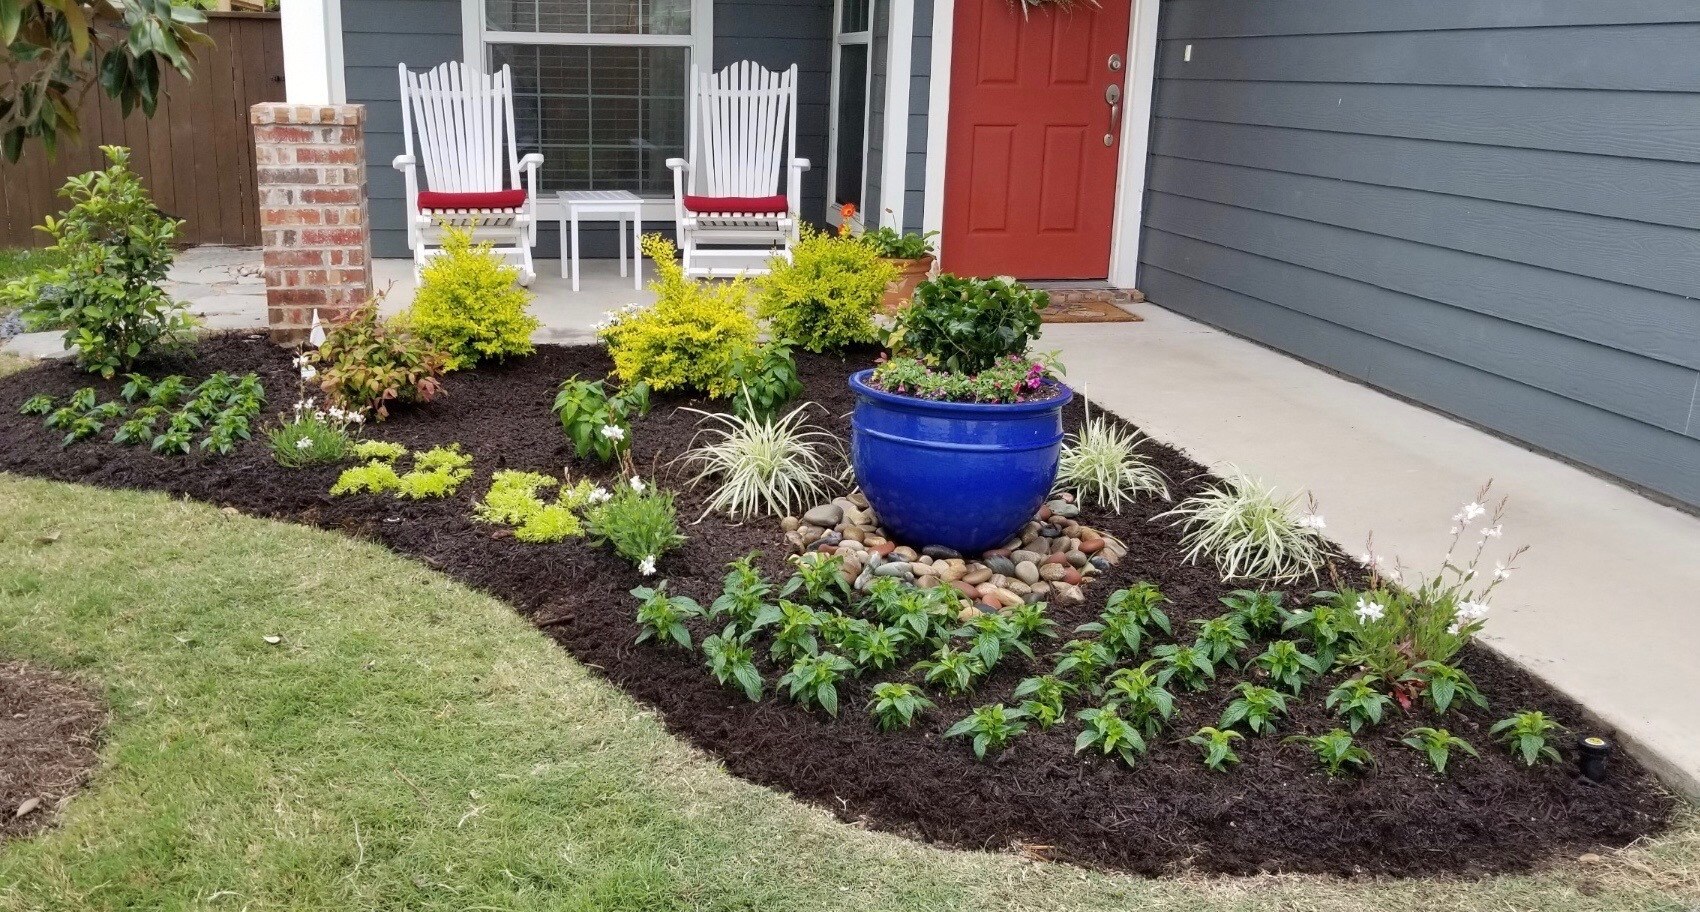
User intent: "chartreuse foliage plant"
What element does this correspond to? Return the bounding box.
[945,703,1028,760]
[352,439,406,462]
[1056,402,1170,512]
[4,146,193,377]
[779,652,855,716]
[1402,726,1479,775]
[682,402,842,521]
[1285,729,1372,778]
[331,443,472,500]
[402,223,539,369]
[1219,683,1289,736]
[1075,706,1147,767]
[1187,727,1245,772]
[631,582,704,650]
[756,226,895,353]
[702,627,763,702]
[599,233,759,397]
[1013,674,1074,730]
[1158,470,1329,583]
[587,478,685,574]
[474,470,602,544]
[1491,710,1565,767]
[867,682,935,732]
[553,375,649,463]
[1326,676,1393,733]
[859,225,937,259]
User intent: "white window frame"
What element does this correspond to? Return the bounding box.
[462,0,715,222]
[825,0,873,229]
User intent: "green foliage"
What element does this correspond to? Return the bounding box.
[393,444,473,499]
[587,479,686,572]
[869,581,956,648]
[867,352,1060,405]
[1219,683,1289,736]
[1285,729,1372,777]
[351,439,407,462]
[835,618,901,673]
[867,682,935,732]
[268,414,351,468]
[1334,585,1482,683]
[955,611,1032,673]
[5,147,192,376]
[631,582,704,650]
[1326,676,1394,733]
[1402,726,1479,775]
[913,644,985,696]
[144,373,187,408]
[683,402,842,521]
[18,393,53,416]
[1221,589,1286,637]
[1282,599,1347,669]
[1399,660,1487,716]
[1052,638,1114,693]
[1190,615,1251,668]
[312,301,449,420]
[475,471,600,543]
[708,553,780,636]
[858,226,936,259]
[32,371,261,455]
[1187,726,1245,772]
[1150,642,1216,692]
[600,234,760,397]
[727,341,803,421]
[1491,710,1565,767]
[1012,674,1074,730]
[1074,706,1146,766]
[1101,663,1175,738]
[702,626,763,701]
[1005,601,1058,642]
[890,274,1046,374]
[1077,582,1170,658]
[778,652,854,716]
[552,375,649,463]
[780,552,852,608]
[944,703,1028,760]
[1252,639,1321,694]
[1056,404,1170,512]
[1158,471,1329,583]
[769,599,823,662]
[402,223,538,369]
[112,408,160,446]
[329,460,402,496]
[756,227,895,353]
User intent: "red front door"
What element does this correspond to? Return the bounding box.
[942,0,1132,279]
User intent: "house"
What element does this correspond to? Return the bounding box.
[273,0,1700,510]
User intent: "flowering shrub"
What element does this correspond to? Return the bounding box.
[889,274,1046,374]
[401,223,539,370]
[313,301,449,420]
[867,352,1060,404]
[598,234,759,397]
[552,375,649,463]
[755,227,895,353]
[587,476,686,574]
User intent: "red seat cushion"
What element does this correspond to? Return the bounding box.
[684,194,788,214]
[417,189,528,210]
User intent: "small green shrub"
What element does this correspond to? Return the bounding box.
[703,627,763,701]
[779,552,852,608]
[945,703,1028,760]
[769,600,823,662]
[599,234,759,398]
[913,644,985,696]
[18,393,54,416]
[1052,639,1114,693]
[394,444,473,499]
[1190,615,1251,668]
[889,274,1046,374]
[553,375,649,463]
[474,471,600,544]
[268,414,352,468]
[1013,674,1074,730]
[402,223,538,369]
[329,461,402,496]
[631,582,704,650]
[1219,683,1289,736]
[588,478,686,574]
[778,652,854,716]
[756,227,895,353]
[1285,729,1372,777]
[867,682,934,732]
[1220,589,1287,637]
[1253,640,1322,694]
[1102,664,1175,737]
[727,341,803,421]
[1398,660,1486,715]
[956,611,1033,673]
[351,440,407,462]
[1075,706,1146,766]
[313,301,449,420]
[1491,710,1565,766]
[1150,642,1216,692]
[1078,582,1170,658]
[1402,726,1478,775]
[1325,676,1393,732]
[708,553,780,636]
[1187,726,1245,772]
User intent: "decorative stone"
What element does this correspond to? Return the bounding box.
[865,535,888,549]
[848,491,869,509]
[937,559,967,581]
[1061,567,1083,586]
[1078,527,1101,541]
[1067,550,1090,568]
[1005,580,1032,596]
[785,530,807,552]
[922,544,962,560]
[1039,563,1068,582]
[1053,582,1086,604]
[984,556,1017,576]
[963,567,993,585]
[842,525,865,543]
[1078,537,1105,554]
[892,546,920,562]
[1010,549,1044,566]
[1047,500,1080,518]
[959,606,985,622]
[992,587,1024,608]
[871,540,896,557]
[950,580,978,599]
[1030,581,1051,597]
[1058,492,1075,504]
[781,516,800,532]
[803,504,843,528]
[1042,552,1069,566]
[1014,561,1040,584]
[1038,526,1062,538]
[1090,556,1112,572]
[838,538,865,553]
[874,562,912,578]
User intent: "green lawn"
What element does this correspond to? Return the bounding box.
[0,474,1695,911]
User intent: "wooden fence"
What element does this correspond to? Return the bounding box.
[0,13,286,248]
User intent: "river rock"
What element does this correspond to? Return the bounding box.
[963,567,993,585]
[803,504,843,528]
[892,546,920,562]
[1090,556,1112,572]
[1039,563,1068,582]
[1010,549,1043,566]
[936,559,967,581]
[992,587,1024,608]
[1047,500,1080,518]
[1067,550,1090,568]
[1014,561,1040,585]
[874,561,912,578]
[922,544,962,560]
[781,516,800,532]
[984,555,1017,576]
[1053,581,1086,604]
[1061,567,1083,586]
[1078,537,1105,554]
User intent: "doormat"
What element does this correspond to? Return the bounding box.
[1032,283,1145,324]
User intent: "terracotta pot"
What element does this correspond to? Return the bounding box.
[879,255,935,312]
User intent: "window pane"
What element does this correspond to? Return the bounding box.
[486,0,690,35]
[493,43,689,196]
[834,44,868,208]
[840,0,870,33]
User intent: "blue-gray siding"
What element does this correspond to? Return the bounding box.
[902,0,931,234]
[343,0,834,259]
[1140,0,1700,508]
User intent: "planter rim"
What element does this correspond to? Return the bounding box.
[849,368,1073,415]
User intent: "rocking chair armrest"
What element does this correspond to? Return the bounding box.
[791,157,811,172]
[665,158,690,171]
[392,153,417,172]
[519,153,544,169]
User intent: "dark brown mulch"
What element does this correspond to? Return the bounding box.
[0,333,1674,877]
[0,662,104,842]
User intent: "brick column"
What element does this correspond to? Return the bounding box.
[250,104,373,344]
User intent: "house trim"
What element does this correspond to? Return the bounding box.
[281,0,346,104]
[825,0,874,229]
[877,0,915,231]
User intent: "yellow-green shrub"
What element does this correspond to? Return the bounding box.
[474,470,601,543]
[599,234,758,398]
[402,224,539,370]
[756,226,895,353]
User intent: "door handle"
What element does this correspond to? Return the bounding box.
[1104,83,1122,146]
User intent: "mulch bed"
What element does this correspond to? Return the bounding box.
[0,662,104,842]
[0,333,1674,876]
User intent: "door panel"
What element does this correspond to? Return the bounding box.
[944,0,1133,278]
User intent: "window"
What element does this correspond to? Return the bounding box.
[827,0,872,222]
[478,0,710,199]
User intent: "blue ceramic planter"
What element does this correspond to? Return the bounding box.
[848,369,1072,554]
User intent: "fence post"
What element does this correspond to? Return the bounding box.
[250,103,372,344]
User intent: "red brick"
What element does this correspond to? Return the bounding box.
[301,227,364,246]
[295,146,360,165]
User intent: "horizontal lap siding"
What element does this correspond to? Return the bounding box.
[1141,0,1700,507]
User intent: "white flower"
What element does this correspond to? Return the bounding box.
[1480,524,1503,539]
[629,476,646,494]
[638,555,657,576]
[600,424,626,442]
[1353,596,1386,623]
[292,354,310,368]
[1493,561,1512,582]
[1386,568,1403,583]
[295,437,313,450]
[299,364,318,381]
[622,301,643,313]
[1455,600,1491,622]
[1297,513,1327,531]
[1447,619,1467,637]
[1452,501,1487,526]
[348,412,365,425]
[589,486,612,504]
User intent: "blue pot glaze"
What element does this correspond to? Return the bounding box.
[848,369,1072,554]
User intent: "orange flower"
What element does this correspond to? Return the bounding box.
[838,202,857,236]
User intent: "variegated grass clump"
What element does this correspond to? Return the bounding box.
[681,401,844,521]
[1055,404,1169,512]
[1157,468,1329,583]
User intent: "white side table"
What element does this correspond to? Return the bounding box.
[557,190,643,291]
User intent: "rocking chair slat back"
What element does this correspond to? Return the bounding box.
[401,61,519,194]
[690,61,797,198]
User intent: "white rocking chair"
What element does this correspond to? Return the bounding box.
[666,61,810,277]
[394,62,543,285]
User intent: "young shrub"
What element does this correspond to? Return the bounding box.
[945,703,1028,760]
[599,234,759,397]
[867,682,935,732]
[778,652,855,716]
[1253,639,1322,694]
[1075,706,1147,766]
[889,274,1046,374]
[703,627,764,702]
[553,376,650,463]
[1055,403,1170,512]
[1219,683,1290,736]
[681,402,843,522]
[769,600,823,662]
[1187,726,1245,772]
[1006,601,1058,642]
[836,619,901,673]
[913,644,985,696]
[755,227,896,353]
[18,393,54,416]
[3,146,193,378]
[1102,663,1176,738]
[313,301,449,420]
[1325,676,1394,733]
[1220,589,1287,637]
[1285,729,1372,778]
[1013,674,1075,730]
[956,611,1032,673]
[588,477,686,575]
[394,444,474,499]
[1157,470,1329,583]
[1402,726,1479,776]
[1398,660,1486,716]
[113,406,165,446]
[1150,642,1217,692]
[726,341,803,421]
[1281,598,1347,669]
[1491,710,1565,767]
[401,223,539,369]
[268,414,352,468]
[631,582,704,650]
[871,582,956,648]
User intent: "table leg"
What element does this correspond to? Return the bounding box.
[619,216,628,278]
[559,207,568,279]
[632,209,642,290]
[570,210,581,293]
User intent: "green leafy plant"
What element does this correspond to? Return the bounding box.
[1075,706,1147,766]
[631,582,704,650]
[956,611,1032,672]
[1006,601,1058,642]
[1253,640,1322,694]
[778,652,854,716]
[1491,710,1565,767]
[1150,642,1216,692]
[867,682,935,732]
[769,599,823,662]
[1077,582,1170,658]
[393,444,473,499]
[867,352,1061,405]
[5,146,193,377]
[1052,638,1114,693]
[1157,471,1328,583]
[1282,599,1347,669]
[1221,589,1286,637]
[708,553,780,635]
[1402,726,1479,775]
[727,340,803,421]
[587,478,686,574]
[401,223,539,369]
[268,413,351,468]
[858,226,937,259]
[682,402,842,521]
[702,626,763,701]
[552,375,650,463]
[1187,726,1245,772]
[1055,402,1169,512]
[838,619,901,673]
[945,703,1028,760]
[18,393,54,416]
[889,274,1046,374]
[913,644,985,696]
[329,460,402,496]
[599,234,759,397]
[1219,683,1289,736]
[780,552,852,608]
[312,300,449,420]
[351,439,406,462]
[1326,676,1394,733]
[1012,674,1074,730]
[1190,614,1251,668]
[112,407,162,446]
[474,471,599,543]
[1399,660,1487,715]
[870,582,956,648]
[1101,663,1176,738]
[756,226,896,353]
[1285,729,1372,777]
